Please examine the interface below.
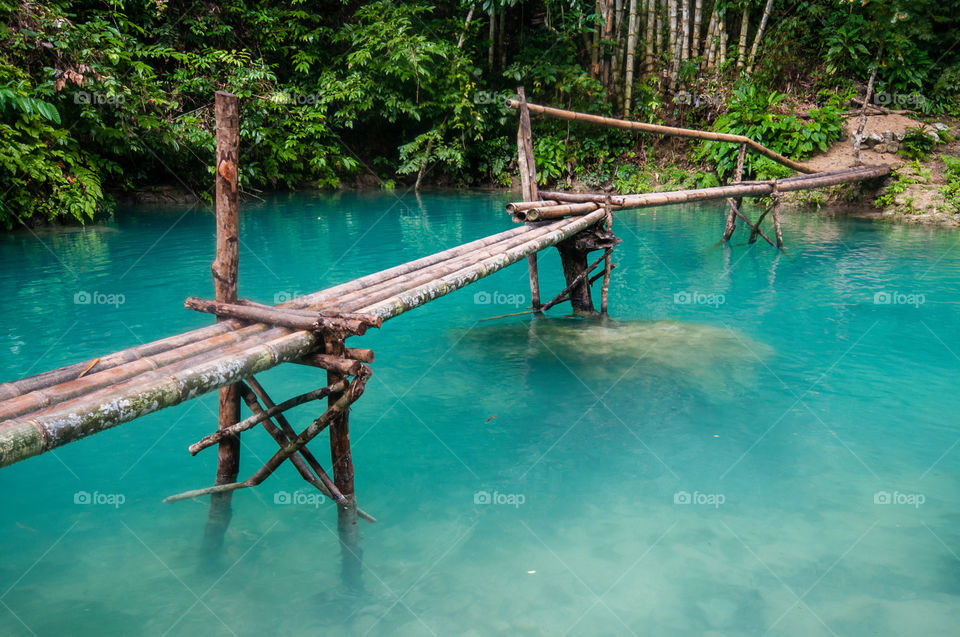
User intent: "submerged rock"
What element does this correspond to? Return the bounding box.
[454,317,774,399]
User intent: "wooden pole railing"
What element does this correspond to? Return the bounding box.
[505,99,816,174]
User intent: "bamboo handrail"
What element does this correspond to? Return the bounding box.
[505,99,816,174]
[510,164,891,222]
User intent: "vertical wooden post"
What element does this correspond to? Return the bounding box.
[557,240,596,314]
[516,87,541,312]
[771,189,784,248]
[326,335,362,590]
[204,91,241,551]
[721,143,746,242]
[600,203,613,315]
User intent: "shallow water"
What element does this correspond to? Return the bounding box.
[1,191,959,636]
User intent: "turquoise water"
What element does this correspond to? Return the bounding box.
[1,191,959,636]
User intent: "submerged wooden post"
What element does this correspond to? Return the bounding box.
[600,203,613,315]
[204,91,241,551]
[326,335,363,590]
[516,87,541,311]
[556,240,596,314]
[722,143,746,242]
[771,188,784,248]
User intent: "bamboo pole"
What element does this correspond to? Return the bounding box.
[516,87,542,312]
[511,165,891,222]
[505,100,816,173]
[184,297,377,335]
[206,90,241,550]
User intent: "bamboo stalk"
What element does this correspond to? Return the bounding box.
[184,297,375,335]
[505,200,560,214]
[505,100,816,173]
[292,354,363,376]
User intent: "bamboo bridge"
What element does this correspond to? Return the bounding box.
[0,90,890,567]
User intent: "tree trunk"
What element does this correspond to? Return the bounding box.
[680,0,691,63]
[498,5,507,70]
[645,0,656,74]
[746,0,774,74]
[737,6,749,69]
[457,6,475,49]
[718,17,727,66]
[656,0,664,67]
[591,0,602,77]
[623,0,640,116]
[693,0,704,58]
[488,8,496,69]
[703,9,717,70]
[611,0,625,91]
[667,0,677,59]
[854,47,883,166]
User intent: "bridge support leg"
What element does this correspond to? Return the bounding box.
[326,336,363,591]
[557,241,596,314]
[516,87,541,311]
[204,90,241,552]
[721,143,747,243]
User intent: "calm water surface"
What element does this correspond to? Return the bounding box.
[1,191,959,636]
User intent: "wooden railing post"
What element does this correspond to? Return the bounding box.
[204,90,241,550]
[722,143,746,243]
[516,87,541,311]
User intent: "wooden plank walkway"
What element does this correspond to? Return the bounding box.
[0,209,604,468]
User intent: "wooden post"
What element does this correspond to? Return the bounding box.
[516,87,541,312]
[556,240,596,314]
[601,203,613,315]
[326,335,362,590]
[770,189,784,248]
[204,91,241,551]
[722,143,746,242]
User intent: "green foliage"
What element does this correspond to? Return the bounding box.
[939,156,960,213]
[874,168,917,209]
[899,127,940,162]
[697,83,844,180]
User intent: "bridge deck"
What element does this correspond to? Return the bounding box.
[0,209,604,468]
